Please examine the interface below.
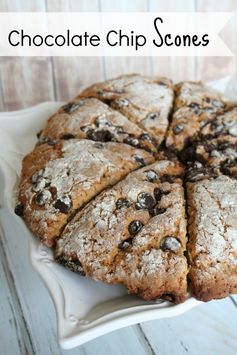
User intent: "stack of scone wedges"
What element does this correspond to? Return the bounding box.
[15,74,237,303]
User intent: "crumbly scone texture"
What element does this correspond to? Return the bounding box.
[15,75,237,303]
[18,139,154,247]
[80,74,174,146]
[166,81,234,152]
[187,176,237,301]
[39,97,158,154]
[55,160,187,303]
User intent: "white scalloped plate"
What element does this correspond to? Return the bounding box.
[0,75,235,349]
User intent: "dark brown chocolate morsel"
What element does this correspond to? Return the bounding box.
[115,198,131,209]
[14,203,24,216]
[136,192,156,210]
[54,195,72,213]
[160,236,181,252]
[128,220,143,235]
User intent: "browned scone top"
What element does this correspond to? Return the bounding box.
[55,160,187,303]
[80,74,174,146]
[38,97,158,154]
[166,81,235,152]
[187,175,237,301]
[15,74,237,304]
[17,139,154,247]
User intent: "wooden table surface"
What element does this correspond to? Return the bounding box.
[0,1,237,354]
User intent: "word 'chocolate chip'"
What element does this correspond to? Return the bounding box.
[160,236,181,253]
[14,203,24,216]
[128,220,143,235]
[55,195,72,214]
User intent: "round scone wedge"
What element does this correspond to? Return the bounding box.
[15,139,154,247]
[166,81,235,152]
[80,74,174,146]
[187,175,237,301]
[38,97,158,154]
[55,159,188,303]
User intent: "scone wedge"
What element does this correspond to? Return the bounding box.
[55,159,188,303]
[187,175,237,301]
[80,74,174,146]
[16,139,154,247]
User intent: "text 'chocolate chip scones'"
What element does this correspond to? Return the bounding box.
[55,160,187,303]
[16,139,154,246]
[80,74,174,146]
[15,73,237,303]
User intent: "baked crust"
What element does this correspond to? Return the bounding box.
[80,74,174,146]
[55,160,187,303]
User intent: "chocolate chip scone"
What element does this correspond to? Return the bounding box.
[16,139,154,246]
[55,160,187,302]
[166,81,234,152]
[80,74,174,146]
[187,175,237,301]
[38,97,158,154]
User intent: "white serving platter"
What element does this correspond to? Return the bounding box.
[0,76,235,349]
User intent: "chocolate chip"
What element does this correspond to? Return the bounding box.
[116,198,131,209]
[36,130,42,139]
[128,220,143,235]
[61,133,75,140]
[35,190,52,206]
[136,192,156,210]
[149,207,166,217]
[189,103,201,115]
[173,124,184,135]
[62,102,83,113]
[153,187,163,202]
[134,156,145,167]
[123,135,140,148]
[146,112,159,120]
[139,133,153,143]
[118,238,133,251]
[160,174,175,183]
[160,236,181,252]
[54,195,72,214]
[88,129,114,142]
[145,170,159,182]
[14,203,24,216]
[57,256,85,275]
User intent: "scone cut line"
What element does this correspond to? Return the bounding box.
[15,74,237,303]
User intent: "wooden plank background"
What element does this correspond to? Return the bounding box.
[0,1,237,355]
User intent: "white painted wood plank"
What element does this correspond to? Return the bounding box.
[140,298,237,355]
[0,235,34,355]
[149,0,196,82]
[77,325,155,355]
[100,0,152,78]
[46,0,105,101]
